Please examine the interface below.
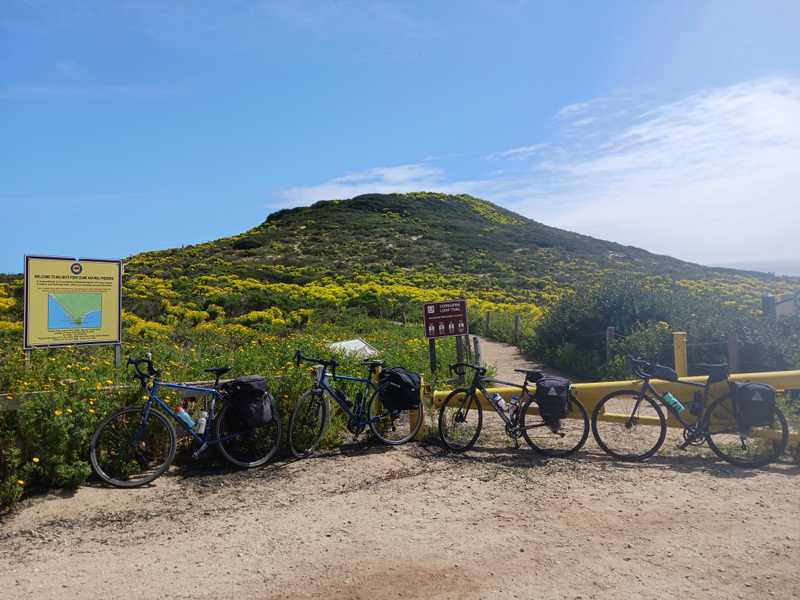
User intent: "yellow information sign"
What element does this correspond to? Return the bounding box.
[24,256,122,350]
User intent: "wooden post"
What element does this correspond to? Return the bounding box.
[114,343,122,369]
[605,326,616,363]
[672,331,688,378]
[463,335,473,363]
[473,336,482,367]
[455,336,465,383]
[762,294,777,321]
[428,339,437,373]
[727,333,740,373]
[484,312,491,334]
[24,350,31,369]
[513,314,520,345]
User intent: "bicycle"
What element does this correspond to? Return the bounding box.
[591,356,789,467]
[438,363,590,456]
[288,352,423,458]
[90,355,281,487]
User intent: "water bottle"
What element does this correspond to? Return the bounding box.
[663,392,686,413]
[491,393,507,412]
[175,406,196,429]
[194,410,208,434]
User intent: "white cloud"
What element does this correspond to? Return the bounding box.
[279,163,445,206]
[278,77,800,265]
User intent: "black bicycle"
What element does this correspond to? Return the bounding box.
[288,352,423,458]
[438,363,590,457]
[591,356,789,467]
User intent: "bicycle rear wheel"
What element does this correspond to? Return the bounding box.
[591,390,667,461]
[368,388,424,445]
[216,403,282,468]
[705,395,789,468]
[288,389,328,458]
[438,388,483,452]
[521,394,589,457]
[90,406,176,488]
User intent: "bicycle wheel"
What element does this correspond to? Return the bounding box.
[705,394,789,468]
[90,406,177,488]
[591,390,667,461]
[368,388,424,445]
[438,388,483,452]
[288,389,328,458]
[521,393,590,457]
[216,403,282,468]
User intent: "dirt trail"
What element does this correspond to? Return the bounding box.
[476,336,569,382]
[1,339,798,600]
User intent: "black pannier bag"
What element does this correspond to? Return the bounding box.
[535,376,571,423]
[378,367,421,412]
[221,375,274,427]
[730,382,776,427]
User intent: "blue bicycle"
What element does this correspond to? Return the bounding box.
[288,352,423,458]
[90,355,281,487]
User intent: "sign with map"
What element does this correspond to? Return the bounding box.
[24,256,122,349]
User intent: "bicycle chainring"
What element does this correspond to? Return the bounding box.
[682,424,706,447]
[346,418,365,436]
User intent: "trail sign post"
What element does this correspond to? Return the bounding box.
[423,299,468,373]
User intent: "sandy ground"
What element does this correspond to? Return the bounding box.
[1,339,798,600]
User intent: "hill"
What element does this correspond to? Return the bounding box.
[115,192,794,323]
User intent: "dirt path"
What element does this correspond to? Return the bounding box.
[2,435,798,600]
[477,336,570,382]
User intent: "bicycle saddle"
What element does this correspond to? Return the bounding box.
[362,359,385,366]
[696,363,729,384]
[204,366,232,377]
[514,369,544,382]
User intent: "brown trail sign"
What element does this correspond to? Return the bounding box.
[423,300,469,374]
[423,300,468,338]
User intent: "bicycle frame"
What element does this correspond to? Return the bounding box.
[139,378,224,447]
[636,377,710,428]
[462,369,534,428]
[315,367,381,426]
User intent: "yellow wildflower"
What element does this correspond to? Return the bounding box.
[16,480,24,486]
[32,457,40,463]
[88,408,95,414]
[54,409,63,416]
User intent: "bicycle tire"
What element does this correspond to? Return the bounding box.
[216,403,282,468]
[438,388,483,452]
[705,394,789,468]
[521,393,590,457]
[90,406,177,488]
[591,389,667,461]
[288,389,328,459]
[367,387,424,445]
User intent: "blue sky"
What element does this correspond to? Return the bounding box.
[2,1,800,274]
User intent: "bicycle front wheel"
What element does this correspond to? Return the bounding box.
[705,395,789,468]
[216,403,282,468]
[288,389,328,458]
[90,406,177,488]
[368,389,424,445]
[521,394,590,457]
[591,390,667,461]
[438,388,483,452]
